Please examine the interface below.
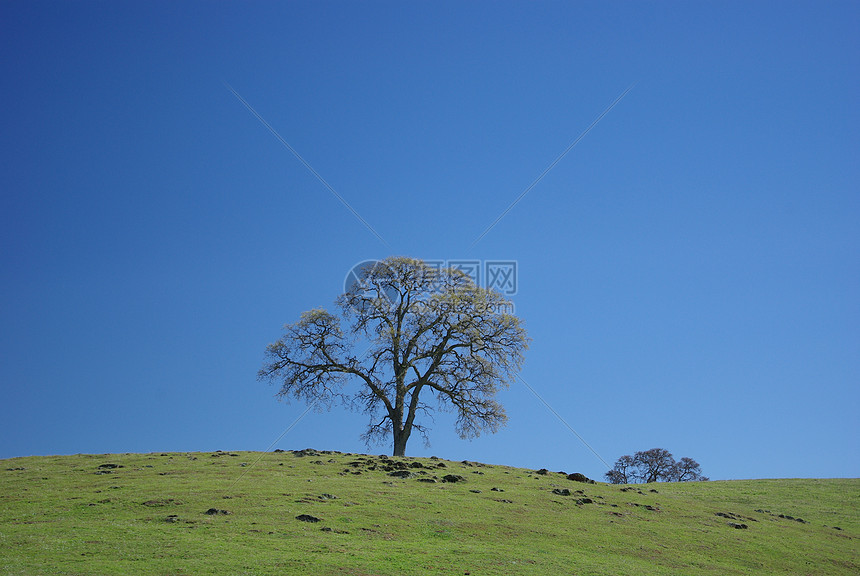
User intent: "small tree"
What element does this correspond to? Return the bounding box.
[258,257,529,456]
[672,457,708,482]
[635,448,676,483]
[605,448,707,483]
[605,454,635,484]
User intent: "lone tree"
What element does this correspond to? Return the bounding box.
[258,257,529,456]
[605,448,708,483]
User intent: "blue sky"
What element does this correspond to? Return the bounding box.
[1,1,857,481]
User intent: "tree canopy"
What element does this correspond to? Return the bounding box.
[258,257,529,456]
[605,448,708,483]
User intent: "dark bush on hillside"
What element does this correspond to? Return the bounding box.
[605,448,708,484]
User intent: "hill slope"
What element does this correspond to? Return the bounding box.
[1,450,857,575]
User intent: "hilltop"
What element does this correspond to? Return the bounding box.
[1,449,857,575]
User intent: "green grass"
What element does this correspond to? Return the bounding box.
[1,450,856,575]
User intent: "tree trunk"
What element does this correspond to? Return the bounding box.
[392,426,410,457]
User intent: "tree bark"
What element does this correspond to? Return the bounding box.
[393,426,409,457]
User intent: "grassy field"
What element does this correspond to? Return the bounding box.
[1,449,856,575]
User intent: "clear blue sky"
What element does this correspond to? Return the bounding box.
[2,1,858,480]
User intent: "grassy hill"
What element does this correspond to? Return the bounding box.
[1,450,856,575]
